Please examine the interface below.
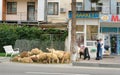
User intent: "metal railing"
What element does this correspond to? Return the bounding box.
[3,12,37,21]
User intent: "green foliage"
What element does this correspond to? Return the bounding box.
[0,24,68,52]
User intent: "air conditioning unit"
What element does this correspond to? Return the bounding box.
[60,8,66,13]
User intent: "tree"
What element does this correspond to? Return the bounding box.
[71,0,77,61]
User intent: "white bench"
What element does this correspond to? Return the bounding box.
[3,45,19,57]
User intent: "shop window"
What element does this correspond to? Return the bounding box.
[76,25,84,32]
[48,2,59,15]
[87,25,98,41]
[7,2,17,14]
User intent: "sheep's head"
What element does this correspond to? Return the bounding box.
[46,48,55,52]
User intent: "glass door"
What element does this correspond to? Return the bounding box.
[27,2,35,21]
[110,34,117,54]
[117,34,120,55]
[76,33,84,47]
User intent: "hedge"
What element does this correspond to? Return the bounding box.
[0,24,68,52]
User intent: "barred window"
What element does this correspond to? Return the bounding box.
[7,2,17,14]
[48,2,59,15]
[117,2,120,14]
[76,2,82,11]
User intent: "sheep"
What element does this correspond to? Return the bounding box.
[61,52,71,63]
[36,52,59,64]
[18,57,33,63]
[20,51,29,58]
[46,53,59,63]
[46,48,64,63]
[30,55,39,62]
[31,48,43,55]
[11,55,21,62]
[36,53,47,63]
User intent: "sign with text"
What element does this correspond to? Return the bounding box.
[69,11,99,19]
[100,14,120,22]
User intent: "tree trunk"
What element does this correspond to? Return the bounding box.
[71,0,77,62]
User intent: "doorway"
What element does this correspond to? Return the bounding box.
[76,33,84,47]
[110,34,117,54]
[27,2,35,21]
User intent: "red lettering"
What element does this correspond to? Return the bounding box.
[111,15,119,22]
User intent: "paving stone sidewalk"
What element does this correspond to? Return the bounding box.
[72,55,120,68]
[0,57,11,63]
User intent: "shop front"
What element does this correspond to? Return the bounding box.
[100,15,120,55]
[68,11,100,58]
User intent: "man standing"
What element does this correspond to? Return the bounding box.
[96,39,101,60]
[99,38,103,59]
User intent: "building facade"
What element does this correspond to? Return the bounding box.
[1,0,120,55]
[0,0,72,23]
[68,0,120,57]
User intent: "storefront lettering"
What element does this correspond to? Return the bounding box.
[101,15,120,22]
[69,11,99,18]
[76,13,91,18]
[111,15,120,22]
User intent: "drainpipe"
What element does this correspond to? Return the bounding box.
[44,0,47,23]
[0,0,2,21]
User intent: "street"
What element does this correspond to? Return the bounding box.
[0,62,120,75]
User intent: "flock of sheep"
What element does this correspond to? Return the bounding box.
[11,48,71,64]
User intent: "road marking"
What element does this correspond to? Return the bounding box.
[26,72,90,75]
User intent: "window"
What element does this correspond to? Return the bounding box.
[117,2,120,14]
[76,2,82,11]
[96,3,102,12]
[87,25,98,41]
[7,2,17,14]
[48,2,59,15]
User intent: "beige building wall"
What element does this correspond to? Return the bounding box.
[6,0,37,21]
[47,0,83,23]
[117,0,120,2]
[5,0,83,22]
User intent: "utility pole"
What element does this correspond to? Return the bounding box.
[70,0,76,55]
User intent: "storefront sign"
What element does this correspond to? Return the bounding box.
[69,11,99,19]
[100,14,120,22]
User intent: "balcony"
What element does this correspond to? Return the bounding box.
[92,5,110,14]
[2,12,38,25]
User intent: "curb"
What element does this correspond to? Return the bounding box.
[72,62,120,68]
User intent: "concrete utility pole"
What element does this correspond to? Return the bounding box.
[70,0,76,54]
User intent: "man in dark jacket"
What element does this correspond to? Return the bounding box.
[96,39,101,60]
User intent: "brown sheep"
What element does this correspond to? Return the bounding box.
[46,48,64,63]
[19,57,33,63]
[11,55,21,62]
[61,52,71,63]
[31,48,43,55]
[20,51,29,58]
[36,53,47,63]
[46,53,59,63]
[30,55,39,62]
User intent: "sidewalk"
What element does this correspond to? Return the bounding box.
[72,55,120,68]
[1,56,120,68]
[0,57,11,63]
